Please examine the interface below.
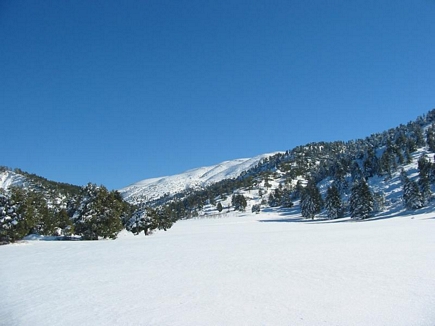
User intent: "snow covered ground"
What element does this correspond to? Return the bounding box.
[1,210,434,326]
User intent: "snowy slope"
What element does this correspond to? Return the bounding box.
[0,170,27,190]
[1,210,434,326]
[119,153,278,203]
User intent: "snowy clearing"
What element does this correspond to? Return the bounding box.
[1,210,435,326]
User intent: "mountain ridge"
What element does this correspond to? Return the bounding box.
[119,152,281,204]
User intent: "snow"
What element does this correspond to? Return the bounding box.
[119,153,279,203]
[0,170,27,190]
[1,210,434,326]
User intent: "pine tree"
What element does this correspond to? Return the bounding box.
[426,125,435,152]
[325,185,343,219]
[251,204,261,214]
[0,192,26,243]
[402,175,424,210]
[417,155,432,204]
[279,188,293,208]
[125,204,158,236]
[349,180,374,220]
[379,151,394,178]
[216,202,223,213]
[231,194,247,211]
[72,184,125,240]
[300,180,323,220]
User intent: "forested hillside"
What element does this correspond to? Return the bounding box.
[2,109,435,244]
[146,109,435,221]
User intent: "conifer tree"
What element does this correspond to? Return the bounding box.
[0,192,25,243]
[426,125,435,152]
[325,185,343,219]
[125,204,157,236]
[417,155,432,204]
[300,180,323,220]
[402,174,424,210]
[72,184,125,240]
[216,202,223,213]
[231,194,247,211]
[251,204,261,214]
[349,180,373,220]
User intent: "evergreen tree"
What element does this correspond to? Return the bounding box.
[0,192,26,243]
[300,180,323,220]
[379,151,394,178]
[279,188,293,208]
[402,173,424,210]
[231,194,247,211]
[417,155,432,204]
[349,180,374,220]
[350,161,364,182]
[426,125,435,152]
[125,204,158,236]
[324,185,343,219]
[216,202,223,213]
[251,204,261,214]
[72,184,126,240]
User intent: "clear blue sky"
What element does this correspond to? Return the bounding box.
[1,0,434,190]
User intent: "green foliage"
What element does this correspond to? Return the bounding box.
[251,204,261,214]
[400,169,423,210]
[216,202,223,213]
[300,180,323,220]
[0,191,25,243]
[72,184,129,240]
[349,180,374,220]
[231,194,247,211]
[126,204,174,236]
[325,185,343,219]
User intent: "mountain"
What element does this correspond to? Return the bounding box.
[2,109,435,243]
[119,153,279,204]
[0,168,27,190]
[121,109,435,221]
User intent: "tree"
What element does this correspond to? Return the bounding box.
[251,204,261,214]
[72,184,126,240]
[267,192,279,207]
[349,180,374,220]
[402,172,424,210]
[300,180,323,220]
[379,151,394,178]
[125,204,158,236]
[426,125,435,152]
[324,185,343,219]
[0,192,26,243]
[216,202,223,213]
[417,155,432,204]
[231,194,247,211]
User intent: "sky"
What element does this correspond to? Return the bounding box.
[1,0,435,190]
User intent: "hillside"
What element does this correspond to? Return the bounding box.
[0,169,27,190]
[2,109,435,243]
[119,109,435,222]
[119,153,279,204]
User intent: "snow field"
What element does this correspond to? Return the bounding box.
[1,210,435,326]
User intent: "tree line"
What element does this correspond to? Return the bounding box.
[0,183,175,244]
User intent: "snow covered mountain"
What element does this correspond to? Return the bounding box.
[119,153,279,204]
[0,169,27,190]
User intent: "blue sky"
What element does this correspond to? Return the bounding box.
[1,0,434,190]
